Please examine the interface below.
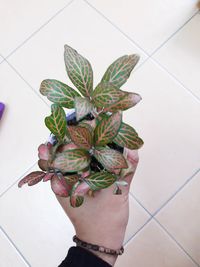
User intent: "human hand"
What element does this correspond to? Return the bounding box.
[53,148,139,266]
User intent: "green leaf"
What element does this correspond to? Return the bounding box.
[45,104,67,141]
[64,45,93,97]
[68,125,93,149]
[75,97,93,121]
[40,79,80,108]
[101,54,140,88]
[114,122,144,149]
[94,112,122,146]
[84,171,117,190]
[104,92,142,112]
[52,149,90,173]
[64,174,79,186]
[70,182,84,207]
[70,195,84,208]
[94,147,128,172]
[92,81,125,108]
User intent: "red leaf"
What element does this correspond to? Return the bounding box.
[68,125,93,149]
[18,171,45,188]
[43,172,54,182]
[38,143,52,160]
[38,159,48,171]
[51,174,71,197]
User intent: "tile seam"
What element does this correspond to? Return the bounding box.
[0,226,31,267]
[0,161,37,198]
[4,0,75,61]
[84,0,200,103]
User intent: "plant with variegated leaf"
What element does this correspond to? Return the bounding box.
[18,45,144,207]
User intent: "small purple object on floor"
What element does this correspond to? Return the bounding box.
[0,102,5,120]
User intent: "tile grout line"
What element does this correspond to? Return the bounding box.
[1,0,198,109]
[0,1,199,262]
[129,192,152,217]
[0,161,37,199]
[84,0,200,104]
[3,57,50,108]
[129,167,200,220]
[126,169,200,264]
[126,196,200,266]
[123,216,153,247]
[150,57,200,103]
[83,0,150,57]
[153,218,200,267]
[0,226,31,267]
[4,0,75,61]
[150,10,199,56]
[152,167,200,217]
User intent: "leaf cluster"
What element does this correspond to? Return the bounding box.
[18,45,143,207]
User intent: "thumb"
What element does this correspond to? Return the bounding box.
[120,148,139,187]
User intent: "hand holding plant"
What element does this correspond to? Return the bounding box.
[18,45,143,208]
[56,148,139,266]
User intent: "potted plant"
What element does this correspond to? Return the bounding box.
[18,45,143,207]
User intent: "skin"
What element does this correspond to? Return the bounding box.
[52,148,139,266]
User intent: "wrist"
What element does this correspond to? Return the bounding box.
[74,233,124,266]
[75,229,124,251]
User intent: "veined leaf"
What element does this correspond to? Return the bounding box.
[51,174,70,197]
[92,81,125,108]
[70,181,85,208]
[119,153,137,179]
[45,104,67,141]
[94,147,128,172]
[52,149,90,173]
[70,194,84,208]
[18,171,45,187]
[64,45,93,97]
[64,174,79,186]
[68,125,93,149]
[94,112,122,146]
[114,122,144,149]
[75,96,93,121]
[84,171,117,190]
[101,54,140,88]
[40,79,80,108]
[104,92,142,112]
[78,121,94,132]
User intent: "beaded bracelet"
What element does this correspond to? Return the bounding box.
[73,235,124,256]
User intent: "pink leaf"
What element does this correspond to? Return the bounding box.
[38,159,48,171]
[73,182,90,196]
[57,143,79,152]
[38,143,52,160]
[43,172,54,182]
[51,175,71,197]
[18,171,45,188]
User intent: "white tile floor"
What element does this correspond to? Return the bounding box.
[0,1,199,266]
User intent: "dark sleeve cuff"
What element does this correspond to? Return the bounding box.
[58,246,112,267]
